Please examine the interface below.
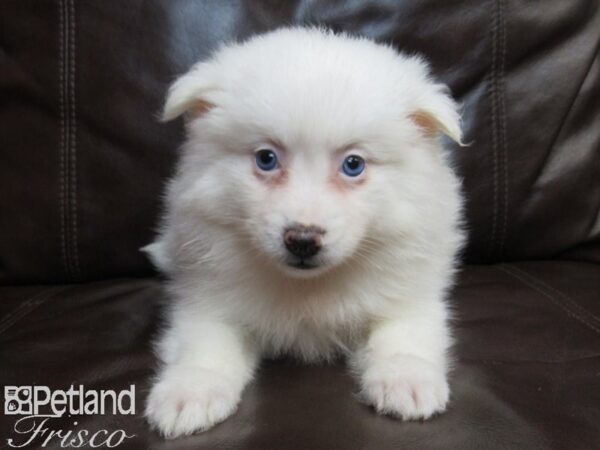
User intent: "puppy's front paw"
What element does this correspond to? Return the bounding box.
[145,367,240,438]
[360,354,449,420]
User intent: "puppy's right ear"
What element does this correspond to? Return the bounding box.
[161,62,217,122]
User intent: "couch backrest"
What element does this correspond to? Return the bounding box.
[1,0,598,284]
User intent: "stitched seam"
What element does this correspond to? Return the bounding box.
[500,265,600,335]
[498,0,508,258]
[504,264,600,327]
[58,0,71,280]
[64,0,73,279]
[488,0,500,262]
[0,287,69,337]
[501,264,600,327]
[68,0,80,278]
[499,265,600,336]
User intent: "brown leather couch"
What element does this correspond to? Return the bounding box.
[1,1,599,448]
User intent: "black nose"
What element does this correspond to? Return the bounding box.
[284,224,325,259]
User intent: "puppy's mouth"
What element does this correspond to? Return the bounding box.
[285,258,320,270]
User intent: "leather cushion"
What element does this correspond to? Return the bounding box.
[2,262,599,449]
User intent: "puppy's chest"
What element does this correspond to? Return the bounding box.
[249,304,370,361]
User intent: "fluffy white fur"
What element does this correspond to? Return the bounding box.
[145,27,465,438]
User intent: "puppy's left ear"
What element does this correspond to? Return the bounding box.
[161,62,218,122]
[409,84,463,145]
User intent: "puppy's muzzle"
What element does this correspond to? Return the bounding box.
[284,224,325,259]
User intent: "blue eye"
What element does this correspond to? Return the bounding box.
[341,155,365,177]
[255,149,279,171]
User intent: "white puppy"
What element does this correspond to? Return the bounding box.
[145,27,464,438]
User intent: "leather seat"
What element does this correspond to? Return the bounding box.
[1,1,598,448]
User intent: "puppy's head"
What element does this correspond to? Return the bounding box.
[162,28,462,279]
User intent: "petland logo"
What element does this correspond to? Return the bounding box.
[4,385,136,448]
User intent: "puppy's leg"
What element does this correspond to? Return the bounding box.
[352,302,450,420]
[145,313,258,438]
